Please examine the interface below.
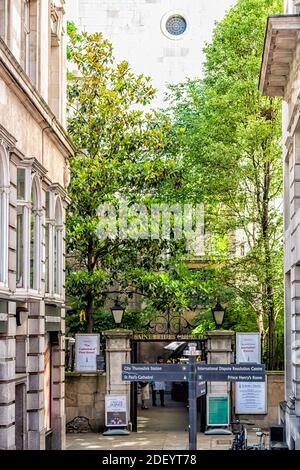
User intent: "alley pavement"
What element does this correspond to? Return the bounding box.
[66,400,268,450]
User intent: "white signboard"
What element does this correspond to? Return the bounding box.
[236,332,266,414]
[235,380,267,414]
[75,334,100,372]
[105,395,128,427]
[236,333,261,364]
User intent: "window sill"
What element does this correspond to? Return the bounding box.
[44,294,64,304]
[0,285,11,299]
[14,288,42,302]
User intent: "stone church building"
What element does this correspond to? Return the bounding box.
[0,0,73,449]
[66,0,236,107]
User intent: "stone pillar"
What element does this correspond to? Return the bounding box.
[291,265,300,418]
[27,301,45,450]
[207,330,234,400]
[0,300,16,450]
[51,318,65,450]
[103,330,132,419]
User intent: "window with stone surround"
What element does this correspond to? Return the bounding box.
[0,142,9,287]
[45,191,51,294]
[22,0,30,75]
[16,166,42,292]
[30,178,40,289]
[161,12,188,40]
[45,191,63,298]
[49,2,64,120]
[21,0,39,85]
[166,15,187,36]
[54,197,63,295]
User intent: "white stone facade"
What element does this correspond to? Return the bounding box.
[65,0,236,107]
[260,0,300,449]
[0,1,73,449]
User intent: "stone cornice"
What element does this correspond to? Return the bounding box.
[259,15,300,97]
[50,182,70,203]
[10,146,25,165]
[0,123,17,148]
[0,37,75,158]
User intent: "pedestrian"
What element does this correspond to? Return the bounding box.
[152,356,166,407]
[139,381,150,409]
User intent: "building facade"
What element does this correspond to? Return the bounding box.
[260,0,300,450]
[66,0,236,107]
[0,0,73,449]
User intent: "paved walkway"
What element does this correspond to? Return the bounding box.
[66,400,267,450]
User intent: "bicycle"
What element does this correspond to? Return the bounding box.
[247,428,268,450]
[230,419,248,450]
[230,419,256,450]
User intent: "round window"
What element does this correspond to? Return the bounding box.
[165,15,187,36]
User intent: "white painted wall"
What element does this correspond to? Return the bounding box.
[285,0,300,13]
[65,0,236,107]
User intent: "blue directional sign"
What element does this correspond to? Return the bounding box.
[196,363,265,374]
[122,363,191,373]
[122,371,190,382]
[197,373,265,382]
[121,359,266,452]
[196,363,265,382]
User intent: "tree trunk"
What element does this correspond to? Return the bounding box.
[261,160,276,370]
[86,292,94,333]
[268,290,276,370]
[257,310,265,337]
[86,240,94,333]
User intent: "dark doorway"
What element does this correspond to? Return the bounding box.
[15,383,26,450]
[130,336,207,433]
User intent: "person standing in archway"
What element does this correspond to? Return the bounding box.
[152,356,166,407]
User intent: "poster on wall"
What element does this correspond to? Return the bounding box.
[236,332,261,364]
[235,381,267,414]
[207,394,229,426]
[75,334,100,372]
[105,395,128,427]
[235,332,266,414]
[44,345,51,431]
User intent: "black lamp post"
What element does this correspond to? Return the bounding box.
[111,298,125,324]
[212,302,225,329]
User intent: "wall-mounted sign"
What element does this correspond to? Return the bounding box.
[235,332,266,414]
[105,395,128,427]
[236,333,261,364]
[207,394,229,426]
[75,334,100,372]
[235,380,267,414]
[96,354,105,371]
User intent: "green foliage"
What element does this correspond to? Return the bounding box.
[66,24,205,332]
[167,0,283,368]
[66,308,147,335]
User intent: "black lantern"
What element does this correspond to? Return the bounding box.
[111,298,125,324]
[212,302,225,329]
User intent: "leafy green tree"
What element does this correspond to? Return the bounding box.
[167,0,283,368]
[66,25,203,332]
